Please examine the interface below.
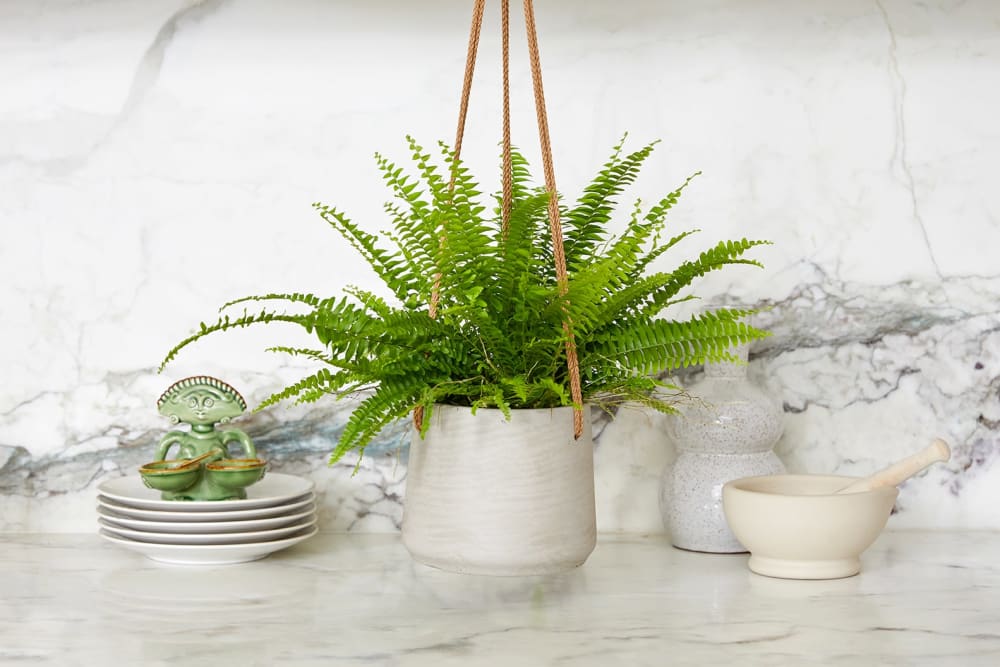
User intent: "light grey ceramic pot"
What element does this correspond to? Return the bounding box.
[403,405,597,575]
[660,344,785,553]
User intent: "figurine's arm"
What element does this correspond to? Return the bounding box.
[156,431,192,460]
[219,428,256,459]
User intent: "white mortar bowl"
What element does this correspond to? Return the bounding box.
[722,474,898,580]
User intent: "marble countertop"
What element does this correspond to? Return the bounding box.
[3,531,998,665]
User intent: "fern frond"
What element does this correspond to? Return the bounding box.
[642,238,771,309]
[584,310,767,376]
[564,138,659,271]
[314,203,416,302]
[220,292,331,312]
[159,309,316,372]
[631,230,699,279]
[343,286,392,319]
[330,377,425,465]
[587,375,681,415]
[265,346,336,365]
[257,367,361,410]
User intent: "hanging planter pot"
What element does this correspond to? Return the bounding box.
[403,405,595,575]
[160,0,772,577]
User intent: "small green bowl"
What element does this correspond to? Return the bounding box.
[138,459,201,492]
[206,458,266,491]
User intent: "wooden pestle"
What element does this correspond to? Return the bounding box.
[836,439,951,494]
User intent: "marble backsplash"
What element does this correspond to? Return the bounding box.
[2,0,998,532]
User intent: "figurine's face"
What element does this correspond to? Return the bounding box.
[160,386,243,426]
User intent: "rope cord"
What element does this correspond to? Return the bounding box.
[522,0,584,437]
[500,0,513,234]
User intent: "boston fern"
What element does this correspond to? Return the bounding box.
[161,136,769,463]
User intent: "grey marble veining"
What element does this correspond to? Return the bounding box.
[747,269,1000,506]
[2,0,999,531]
[1,531,999,665]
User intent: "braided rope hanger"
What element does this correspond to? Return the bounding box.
[416,0,585,439]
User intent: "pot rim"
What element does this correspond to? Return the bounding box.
[429,403,588,412]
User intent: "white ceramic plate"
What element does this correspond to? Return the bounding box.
[96,495,315,522]
[97,505,316,534]
[98,525,319,565]
[97,516,318,545]
[97,473,314,511]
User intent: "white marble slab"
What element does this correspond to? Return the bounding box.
[2,0,999,531]
[1,532,998,665]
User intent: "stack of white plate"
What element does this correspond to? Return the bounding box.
[96,473,318,565]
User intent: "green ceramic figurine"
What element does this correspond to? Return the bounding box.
[139,376,266,501]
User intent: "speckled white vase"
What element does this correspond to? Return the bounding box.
[402,405,596,576]
[660,344,785,553]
